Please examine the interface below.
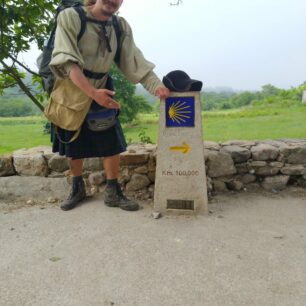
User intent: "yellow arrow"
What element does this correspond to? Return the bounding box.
[169,142,191,154]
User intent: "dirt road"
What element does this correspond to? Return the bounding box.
[0,177,305,306]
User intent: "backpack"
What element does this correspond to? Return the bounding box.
[37,0,122,95]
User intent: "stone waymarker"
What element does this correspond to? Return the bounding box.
[154,92,208,215]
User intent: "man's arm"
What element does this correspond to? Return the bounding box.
[115,17,170,100]
[69,63,120,109]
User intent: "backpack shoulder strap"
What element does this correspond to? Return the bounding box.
[112,15,123,64]
[73,6,87,42]
[70,8,123,62]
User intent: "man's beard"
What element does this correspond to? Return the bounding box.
[101,1,118,17]
[100,9,114,17]
[100,10,114,17]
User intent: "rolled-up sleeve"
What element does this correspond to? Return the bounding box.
[117,18,163,95]
[49,8,85,79]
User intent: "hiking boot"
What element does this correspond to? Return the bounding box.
[104,184,139,211]
[60,177,86,211]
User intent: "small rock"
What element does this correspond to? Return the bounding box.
[88,171,106,186]
[26,200,34,205]
[90,186,99,195]
[48,155,69,173]
[262,175,290,191]
[212,180,228,192]
[126,174,150,191]
[251,144,279,161]
[134,166,148,174]
[240,174,256,184]
[47,197,57,203]
[83,158,103,171]
[49,257,62,262]
[227,180,244,191]
[153,212,161,219]
[273,235,285,239]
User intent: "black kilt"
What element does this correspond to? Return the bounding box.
[51,119,127,159]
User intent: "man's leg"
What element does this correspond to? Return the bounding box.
[103,154,120,180]
[103,154,139,211]
[60,159,86,211]
[70,158,83,177]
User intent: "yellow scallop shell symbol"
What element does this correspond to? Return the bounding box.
[168,101,192,124]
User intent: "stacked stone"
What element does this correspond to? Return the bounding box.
[205,139,306,192]
[0,140,306,197]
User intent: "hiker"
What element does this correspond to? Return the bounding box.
[49,0,170,211]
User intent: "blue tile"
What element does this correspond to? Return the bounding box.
[165,97,195,127]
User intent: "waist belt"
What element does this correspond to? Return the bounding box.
[83,69,107,79]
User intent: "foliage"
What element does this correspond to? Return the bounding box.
[43,121,51,134]
[260,84,281,98]
[111,65,153,123]
[0,0,56,55]
[0,99,38,117]
[137,128,153,144]
[201,91,235,110]
[0,0,58,111]
[201,82,306,111]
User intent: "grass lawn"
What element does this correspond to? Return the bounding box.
[0,105,305,155]
[202,106,306,141]
[0,117,51,155]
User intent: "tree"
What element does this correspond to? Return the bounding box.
[0,0,58,111]
[0,99,37,117]
[230,91,259,108]
[111,65,152,123]
[261,84,281,98]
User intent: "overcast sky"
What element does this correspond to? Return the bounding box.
[22,0,306,91]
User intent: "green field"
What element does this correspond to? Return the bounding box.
[0,105,305,155]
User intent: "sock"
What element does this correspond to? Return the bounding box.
[72,175,83,184]
[107,178,118,186]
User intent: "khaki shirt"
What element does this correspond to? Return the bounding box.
[49,7,163,95]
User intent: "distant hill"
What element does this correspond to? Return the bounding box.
[1,72,38,99]
[135,85,157,105]
[203,86,237,93]
[0,73,41,116]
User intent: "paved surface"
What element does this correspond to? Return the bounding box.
[0,188,305,306]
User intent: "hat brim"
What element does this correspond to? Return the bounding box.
[163,76,203,92]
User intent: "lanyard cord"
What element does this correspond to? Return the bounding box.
[100,24,112,53]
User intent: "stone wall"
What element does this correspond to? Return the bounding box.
[1,139,306,198]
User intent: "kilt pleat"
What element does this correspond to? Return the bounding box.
[51,119,127,159]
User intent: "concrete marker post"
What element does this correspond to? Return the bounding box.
[154,92,208,215]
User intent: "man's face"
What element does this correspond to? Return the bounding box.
[99,0,123,17]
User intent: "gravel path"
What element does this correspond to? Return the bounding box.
[0,177,305,306]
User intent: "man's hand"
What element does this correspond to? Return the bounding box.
[92,89,120,109]
[155,86,170,99]
[69,64,120,109]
